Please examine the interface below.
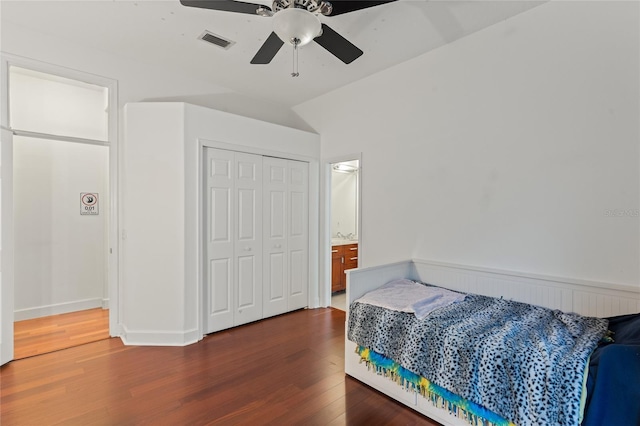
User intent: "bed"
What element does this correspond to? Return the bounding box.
[344,259,640,426]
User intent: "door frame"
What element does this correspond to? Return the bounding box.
[324,154,362,308]
[0,54,120,365]
[198,139,319,337]
[0,128,14,366]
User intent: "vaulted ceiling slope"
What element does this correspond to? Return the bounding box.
[1,0,545,108]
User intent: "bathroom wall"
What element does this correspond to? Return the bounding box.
[331,168,358,238]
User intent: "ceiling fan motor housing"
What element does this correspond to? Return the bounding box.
[273,0,333,15]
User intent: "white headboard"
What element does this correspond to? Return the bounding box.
[346,259,640,318]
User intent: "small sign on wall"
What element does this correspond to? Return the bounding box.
[80,192,99,215]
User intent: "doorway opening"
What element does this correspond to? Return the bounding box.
[2,59,117,362]
[329,159,360,311]
[13,135,110,359]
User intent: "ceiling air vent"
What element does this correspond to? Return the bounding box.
[199,31,235,50]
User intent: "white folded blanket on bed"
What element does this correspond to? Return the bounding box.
[354,279,466,320]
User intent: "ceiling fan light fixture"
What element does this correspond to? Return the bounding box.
[272,8,321,47]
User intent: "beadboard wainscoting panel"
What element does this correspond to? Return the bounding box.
[573,290,640,317]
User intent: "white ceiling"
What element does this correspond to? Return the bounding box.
[1,0,545,108]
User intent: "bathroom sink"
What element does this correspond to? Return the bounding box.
[331,238,358,245]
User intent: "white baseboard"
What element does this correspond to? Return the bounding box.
[102,298,109,309]
[110,323,124,338]
[120,326,201,347]
[14,298,104,321]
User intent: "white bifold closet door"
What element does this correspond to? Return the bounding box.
[263,157,309,318]
[205,148,308,334]
[205,148,263,333]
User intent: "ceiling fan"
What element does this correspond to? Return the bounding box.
[180,0,396,70]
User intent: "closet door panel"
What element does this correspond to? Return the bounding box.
[288,160,309,310]
[237,189,257,240]
[268,252,285,298]
[205,148,235,333]
[290,191,304,237]
[269,192,285,238]
[210,259,232,315]
[289,249,304,297]
[210,188,230,242]
[236,254,259,324]
[233,152,263,325]
[263,157,288,318]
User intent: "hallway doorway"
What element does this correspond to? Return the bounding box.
[13,135,110,356]
[1,58,117,364]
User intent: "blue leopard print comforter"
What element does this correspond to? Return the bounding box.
[348,288,608,426]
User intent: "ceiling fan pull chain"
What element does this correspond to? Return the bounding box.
[292,38,300,77]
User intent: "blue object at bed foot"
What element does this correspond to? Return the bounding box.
[582,345,640,426]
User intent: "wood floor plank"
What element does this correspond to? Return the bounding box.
[13,308,110,359]
[1,308,440,425]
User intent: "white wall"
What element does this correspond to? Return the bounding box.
[0,21,313,132]
[121,104,185,338]
[9,67,108,142]
[122,102,319,345]
[332,171,358,237]
[295,1,640,287]
[13,137,109,319]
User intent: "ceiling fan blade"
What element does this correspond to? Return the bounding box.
[326,0,396,16]
[250,32,284,64]
[314,24,363,64]
[413,1,464,43]
[180,0,270,15]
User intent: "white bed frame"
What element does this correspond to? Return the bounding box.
[344,259,640,426]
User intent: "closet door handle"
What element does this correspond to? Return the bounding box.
[243,247,252,252]
[274,244,282,249]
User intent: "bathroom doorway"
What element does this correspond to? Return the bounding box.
[329,159,360,311]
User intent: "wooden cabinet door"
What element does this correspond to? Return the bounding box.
[331,244,358,293]
[343,243,358,294]
[344,244,358,272]
[331,246,344,293]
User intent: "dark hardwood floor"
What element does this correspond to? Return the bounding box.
[1,308,439,425]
